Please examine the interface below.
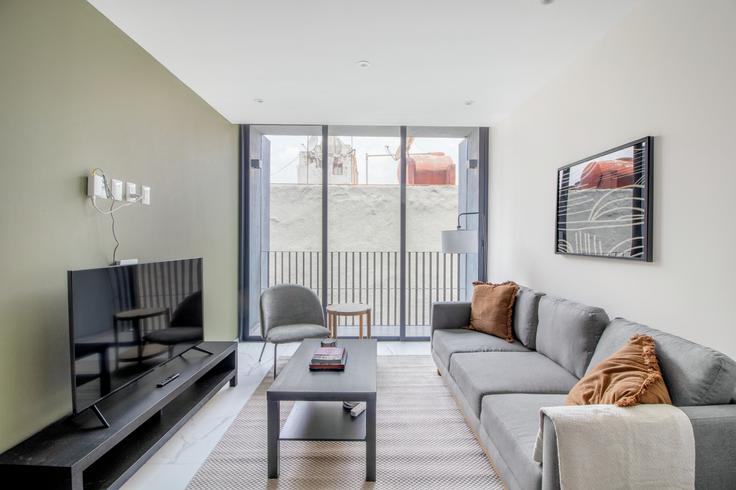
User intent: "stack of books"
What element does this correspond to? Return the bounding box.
[309,346,347,371]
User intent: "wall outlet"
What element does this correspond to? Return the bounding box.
[87,174,108,199]
[141,185,151,205]
[111,179,124,201]
[126,182,137,202]
[115,258,139,266]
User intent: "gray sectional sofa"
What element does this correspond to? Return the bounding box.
[431,286,736,490]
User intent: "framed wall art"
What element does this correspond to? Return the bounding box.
[556,137,653,261]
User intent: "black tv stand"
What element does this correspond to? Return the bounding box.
[0,341,237,490]
[90,404,110,429]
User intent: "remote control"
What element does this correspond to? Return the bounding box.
[156,373,180,387]
[350,402,366,418]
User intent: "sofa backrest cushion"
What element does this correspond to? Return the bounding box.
[512,286,545,349]
[535,295,609,378]
[588,318,736,406]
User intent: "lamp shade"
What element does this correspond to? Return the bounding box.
[441,229,477,254]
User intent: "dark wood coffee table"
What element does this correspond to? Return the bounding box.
[266,339,377,481]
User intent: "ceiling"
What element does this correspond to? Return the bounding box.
[88,0,639,126]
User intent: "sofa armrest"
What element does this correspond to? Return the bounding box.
[431,302,471,335]
[541,405,736,490]
[680,405,736,488]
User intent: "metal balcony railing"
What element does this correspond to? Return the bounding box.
[262,250,471,334]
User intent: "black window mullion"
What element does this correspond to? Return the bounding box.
[399,126,407,339]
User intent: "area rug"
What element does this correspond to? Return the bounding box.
[187,355,504,489]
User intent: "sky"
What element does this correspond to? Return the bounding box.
[265,134,464,185]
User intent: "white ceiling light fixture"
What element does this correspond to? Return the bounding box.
[253,98,264,103]
[356,60,371,68]
[464,100,475,106]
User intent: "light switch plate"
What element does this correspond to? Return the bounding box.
[126,182,137,202]
[141,185,151,205]
[111,179,123,201]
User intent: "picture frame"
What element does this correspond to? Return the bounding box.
[555,136,653,261]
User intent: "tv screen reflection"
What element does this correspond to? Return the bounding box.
[68,258,203,413]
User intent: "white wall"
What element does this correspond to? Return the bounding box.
[489,0,736,359]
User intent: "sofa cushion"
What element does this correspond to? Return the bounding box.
[513,286,545,349]
[469,281,518,341]
[588,318,736,406]
[432,328,529,369]
[567,334,672,407]
[481,393,567,490]
[535,295,609,378]
[449,352,579,417]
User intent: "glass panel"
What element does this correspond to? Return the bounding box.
[405,127,480,337]
[249,125,322,338]
[327,126,401,338]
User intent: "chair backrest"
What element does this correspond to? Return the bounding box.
[170,291,203,327]
[259,284,324,337]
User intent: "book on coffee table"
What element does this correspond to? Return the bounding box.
[310,346,347,370]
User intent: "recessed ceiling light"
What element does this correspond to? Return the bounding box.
[357,60,371,68]
[254,98,264,103]
[464,100,475,106]
[541,0,554,4]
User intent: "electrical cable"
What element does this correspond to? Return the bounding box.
[110,195,120,264]
[90,168,137,263]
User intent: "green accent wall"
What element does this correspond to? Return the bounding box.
[0,0,238,452]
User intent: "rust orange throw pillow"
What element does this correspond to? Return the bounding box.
[566,334,672,407]
[468,281,518,342]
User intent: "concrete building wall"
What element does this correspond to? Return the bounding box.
[268,185,458,251]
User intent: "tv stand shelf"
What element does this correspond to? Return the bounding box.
[0,341,237,490]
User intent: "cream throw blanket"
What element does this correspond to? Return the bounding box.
[533,404,695,490]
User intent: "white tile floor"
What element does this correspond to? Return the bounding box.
[121,341,431,490]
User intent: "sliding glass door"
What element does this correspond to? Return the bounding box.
[327,126,401,338]
[240,125,487,341]
[405,127,480,338]
[244,125,323,338]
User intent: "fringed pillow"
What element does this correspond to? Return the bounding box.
[566,334,672,407]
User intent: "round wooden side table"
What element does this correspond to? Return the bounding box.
[326,303,372,339]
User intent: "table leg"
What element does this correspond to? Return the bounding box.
[367,309,372,339]
[333,314,338,339]
[359,314,364,339]
[366,396,376,481]
[267,398,280,478]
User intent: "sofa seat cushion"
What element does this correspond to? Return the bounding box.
[535,295,609,378]
[432,328,530,369]
[481,393,567,490]
[588,318,736,406]
[449,352,579,417]
[266,324,329,343]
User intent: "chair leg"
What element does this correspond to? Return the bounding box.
[273,344,278,379]
[258,341,267,362]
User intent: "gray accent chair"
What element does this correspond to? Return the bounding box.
[259,284,330,378]
[431,286,736,490]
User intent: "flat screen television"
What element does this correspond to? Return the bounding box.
[68,258,204,415]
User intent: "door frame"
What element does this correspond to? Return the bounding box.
[238,125,489,341]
